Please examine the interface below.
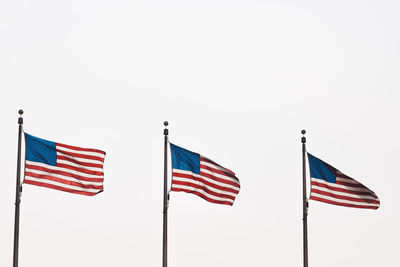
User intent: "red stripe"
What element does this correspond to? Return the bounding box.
[199,171,240,188]
[26,164,103,182]
[56,163,104,176]
[311,189,380,204]
[200,157,235,176]
[25,172,103,190]
[200,163,237,179]
[171,187,233,206]
[336,172,354,179]
[336,173,373,188]
[57,143,105,155]
[173,172,240,194]
[57,155,104,169]
[336,180,369,188]
[310,195,379,209]
[24,180,100,196]
[56,148,104,162]
[171,180,236,200]
[311,181,374,196]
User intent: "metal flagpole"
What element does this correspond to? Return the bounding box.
[162,121,169,267]
[13,110,24,267]
[301,130,308,267]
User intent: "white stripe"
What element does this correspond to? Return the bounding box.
[336,176,362,184]
[200,167,240,184]
[200,163,239,185]
[26,161,103,179]
[56,146,105,158]
[311,178,372,193]
[200,160,238,179]
[311,192,379,207]
[311,185,379,201]
[57,159,103,172]
[173,169,240,190]
[200,160,230,172]
[57,152,104,165]
[25,168,103,186]
[24,176,101,193]
[172,176,239,197]
[171,184,234,203]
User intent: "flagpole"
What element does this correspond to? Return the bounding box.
[163,121,169,267]
[301,129,308,267]
[13,110,24,267]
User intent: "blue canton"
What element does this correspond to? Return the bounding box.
[307,153,337,183]
[170,143,200,174]
[25,133,57,166]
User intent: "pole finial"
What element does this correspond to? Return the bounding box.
[163,121,169,136]
[18,110,24,125]
[301,130,306,144]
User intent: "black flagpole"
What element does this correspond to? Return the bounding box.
[163,121,169,267]
[13,110,24,267]
[301,130,308,267]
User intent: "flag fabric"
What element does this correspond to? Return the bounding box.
[307,153,380,209]
[170,143,240,206]
[24,133,105,196]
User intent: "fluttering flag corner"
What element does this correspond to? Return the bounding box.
[170,143,240,206]
[24,133,106,196]
[307,153,380,209]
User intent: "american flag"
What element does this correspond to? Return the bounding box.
[307,153,380,209]
[24,133,105,196]
[170,143,240,206]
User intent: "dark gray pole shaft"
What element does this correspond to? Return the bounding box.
[302,133,308,267]
[162,125,169,267]
[13,113,23,267]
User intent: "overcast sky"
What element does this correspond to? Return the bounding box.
[1,0,399,266]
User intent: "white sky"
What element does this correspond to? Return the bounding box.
[1,0,399,266]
